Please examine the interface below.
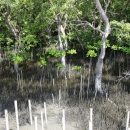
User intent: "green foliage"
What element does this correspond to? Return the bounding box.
[39,57,46,67]
[67,49,77,54]
[1,0,130,65]
[12,56,23,64]
[36,53,40,57]
[0,34,4,42]
[110,20,130,53]
[1,0,12,4]
[56,63,64,68]
[110,20,130,42]
[111,45,118,50]
[67,32,76,40]
[9,50,30,64]
[86,40,101,51]
[106,40,110,48]
[121,46,130,54]
[67,27,100,53]
[6,38,14,45]
[47,49,66,58]
[86,50,97,57]
[72,66,82,71]
[0,10,11,44]
[109,1,130,22]
[22,35,38,50]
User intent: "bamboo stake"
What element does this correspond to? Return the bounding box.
[17,73,20,90]
[40,79,42,92]
[5,109,9,130]
[20,70,23,90]
[52,93,54,104]
[57,68,59,78]
[126,111,130,130]
[34,116,38,130]
[87,57,92,98]
[52,78,55,87]
[89,120,92,130]
[41,111,44,130]
[89,108,93,130]
[62,109,65,130]
[50,74,52,82]
[59,89,61,107]
[28,100,33,125]
[68,63,71,79]
[79,75,83,102]
[82,75,85,98]
[74,85,76,96]
[44,102,47,126]
[14,100,19,130]
[65,77,67,88]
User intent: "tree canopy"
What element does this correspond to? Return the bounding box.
[0,0,130,66]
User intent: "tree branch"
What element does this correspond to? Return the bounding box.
[95,0,111,37]
[75,20,105,35]
[2,5,20,41]
[104,0,111,13]
[118,70,130,81]
[4,5,11,19]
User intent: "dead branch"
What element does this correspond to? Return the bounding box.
[118,70,130,81]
